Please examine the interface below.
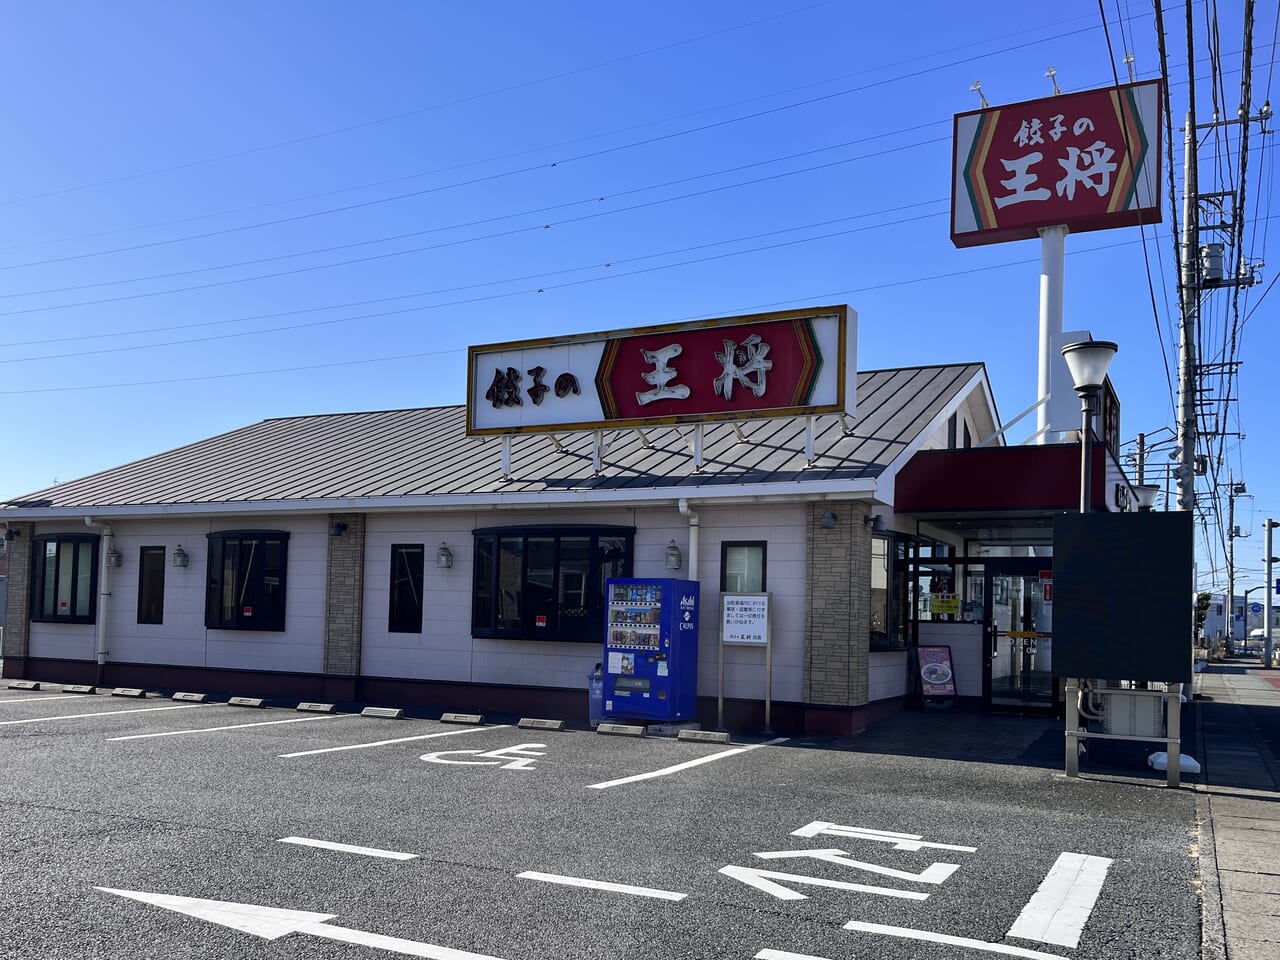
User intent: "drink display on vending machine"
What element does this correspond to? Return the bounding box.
[602,578,699,723]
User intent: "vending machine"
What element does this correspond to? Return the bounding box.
[603,578,700,723]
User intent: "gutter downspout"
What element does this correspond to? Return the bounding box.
[677,499,699,580]
[86,516,111,686]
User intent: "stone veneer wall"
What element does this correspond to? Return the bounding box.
[1,522,31,660]
[324,513,366,676]
[804,502,871,708]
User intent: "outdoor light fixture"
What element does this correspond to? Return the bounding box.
[864,514,886,533]
[1061,338,1118,513]
[436,542,453,569]
[172,545,189,568]
[665,539,682,570]
[105,548,122,568]
[1135,484,1160,512]
[820,511,838,529]
[3,527,17,541]
[329,521,348,538]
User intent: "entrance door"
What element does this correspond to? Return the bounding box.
[984,561,1055,711]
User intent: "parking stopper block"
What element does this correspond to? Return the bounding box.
[440,712,484,725]
[111,688,147,698]
[518,718,567,731]
[172,692,208,702]
[596,723,646,737]
[361,706,404,719]
[228,696,265,708]
[62,685,96,694]
[296,702,336,713]
[8,681,40,690]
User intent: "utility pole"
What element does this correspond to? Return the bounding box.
[1267,519,1277,668]
[1176,113,1198,513]
[1226,479,1247,651]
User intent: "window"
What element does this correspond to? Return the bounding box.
[870,535,908,650]
[389,544,425,633]
[137,546,166,624]
[721,541,766,593]
[31,534,98,624]
[471,526,633,642]
[947,413,958,449]
[205,531,289,631]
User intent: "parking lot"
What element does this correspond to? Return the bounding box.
[0,686,1202,959]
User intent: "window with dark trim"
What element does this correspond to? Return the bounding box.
[31,534,98,624]
[471,526,633,642]
[947,412,958,449]
[389,544,425,633]
[721,541,767,593]
[205,530,289,631]
[137,546,166,625]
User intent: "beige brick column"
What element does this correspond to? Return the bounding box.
[804,503,871,709]
[323,514,365,676]
[2,523,32,660]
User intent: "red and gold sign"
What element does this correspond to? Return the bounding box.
[466,306,853,435]
[951,81,1162,247]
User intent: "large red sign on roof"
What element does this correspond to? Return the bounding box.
[466,306,854,435]
[951,81,1163,247]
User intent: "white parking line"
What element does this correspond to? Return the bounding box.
[838,921,1066,959]
[278,837,418,860]
[107,713,353,741]
[517,871,686,901]
[279,724,510,758]
[0,695,83,704]
[0,704,205,726]
[1007,852,1112,948]
[587,737,789,789]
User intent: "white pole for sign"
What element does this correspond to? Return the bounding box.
[718,626,725,731]
[1037,224,1067,444]
[764,610,773,734]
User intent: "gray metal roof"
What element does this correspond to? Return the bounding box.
[4,363,987,515]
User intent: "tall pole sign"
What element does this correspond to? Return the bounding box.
[951,81,1163,444]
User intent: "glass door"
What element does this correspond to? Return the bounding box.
[984,561,1055,711]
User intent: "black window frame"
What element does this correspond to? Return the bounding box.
[388,543,425,634]
[720,540,767,593]
[471,525,634,643]
[204,530,289,632]
[30,533,99,624]
[137,545,166,625]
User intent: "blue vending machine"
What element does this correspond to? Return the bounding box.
[603,578,700,723]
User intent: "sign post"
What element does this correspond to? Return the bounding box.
[720,593,772,732]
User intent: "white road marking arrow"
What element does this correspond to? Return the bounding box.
[754,848,960,884]
[95,887,508,959]
[717,865,929,902]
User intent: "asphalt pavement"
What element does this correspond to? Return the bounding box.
[0,660,1274,959]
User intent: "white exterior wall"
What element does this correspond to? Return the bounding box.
[27,516,326,674]
[26,504,813,703]
[359,503,808,703]
[868,650,908,702]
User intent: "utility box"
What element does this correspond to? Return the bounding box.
[1102,690,1164,738]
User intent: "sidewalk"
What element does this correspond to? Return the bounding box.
[1191,659,1280,960]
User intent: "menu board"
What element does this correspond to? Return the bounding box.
[916,645,957,698]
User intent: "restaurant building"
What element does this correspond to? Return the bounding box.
[0,306,1143,734]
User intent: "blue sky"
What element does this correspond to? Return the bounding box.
[1,1,1276,596]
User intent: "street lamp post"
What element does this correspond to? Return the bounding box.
[1061,339,1119,513]
[1059,338,1119,779]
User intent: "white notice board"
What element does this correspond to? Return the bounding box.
[722,592,770,645]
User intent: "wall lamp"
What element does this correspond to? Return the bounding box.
[172,545,189,568]
[329,521,348,538]
[436,542,453,569]
[3,527,18,541]
[665,539,682,570]
[864,514,886,533]
[105,547,122,568]
[820,511,838,529]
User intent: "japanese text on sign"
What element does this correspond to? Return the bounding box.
[722,593,769,646]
